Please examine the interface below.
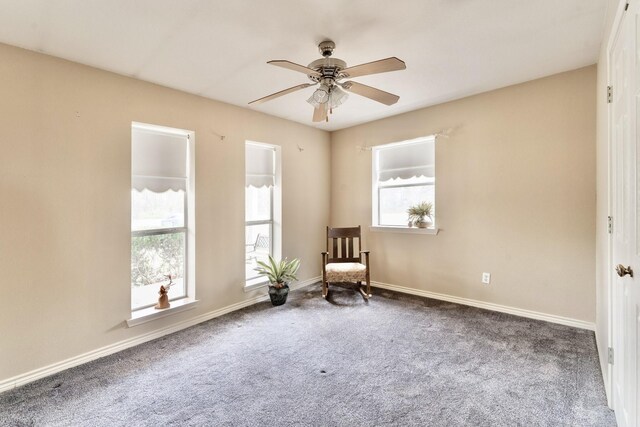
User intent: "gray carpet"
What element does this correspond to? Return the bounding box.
[0,283,616,426]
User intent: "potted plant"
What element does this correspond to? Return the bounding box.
[254,255,301,306]
[407,201,434,228]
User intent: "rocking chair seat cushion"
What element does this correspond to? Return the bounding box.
[325,262,367,282]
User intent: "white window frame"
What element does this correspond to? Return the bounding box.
[244,141,282,290]
[130,122,196,316]
[371,136,438,234]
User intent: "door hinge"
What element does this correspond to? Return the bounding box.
[608,347,614,364]
[607,86,613,103]
[608,216,613,234]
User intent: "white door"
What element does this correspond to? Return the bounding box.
[611,2,640,426]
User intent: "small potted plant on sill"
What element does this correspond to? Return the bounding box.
[254,255,301,306]
[407,201,434,228]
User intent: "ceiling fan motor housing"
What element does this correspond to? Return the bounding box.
[307,57,347,83]
[307,41,346,84]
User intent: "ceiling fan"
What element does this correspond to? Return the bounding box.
[249,40,406,123]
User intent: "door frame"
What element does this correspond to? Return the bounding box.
[606,0,631,411]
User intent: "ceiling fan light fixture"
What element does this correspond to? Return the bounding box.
[306,94,320,108]
[314,84,330,103]
[307,92,322,108]
[307,83,330,107]
[329,86,348,108]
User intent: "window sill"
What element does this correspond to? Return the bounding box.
[244,277,270,292]
[370,225,439,235]
[127,298,199,327]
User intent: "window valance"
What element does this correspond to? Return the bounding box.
[132,129,188,192]
[376,139,434,182]
[246,143,275,187]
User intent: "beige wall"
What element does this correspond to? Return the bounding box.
[331,66,597,323]
[0,41,600,387]
[0,43,330,382]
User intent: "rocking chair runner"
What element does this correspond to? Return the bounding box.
[321,226,371,299]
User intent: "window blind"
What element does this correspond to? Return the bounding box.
[132,128,188,192]
[246,143,275,188]
[377,139,434,182]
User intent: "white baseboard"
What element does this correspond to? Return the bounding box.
[372,281,595,331]
[0,276,319,394]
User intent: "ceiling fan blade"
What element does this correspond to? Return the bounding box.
[339,57,406,78]
[341,81,400,106]
[312,103,328,122]
[248,83,315,105]
[268,60,322,77]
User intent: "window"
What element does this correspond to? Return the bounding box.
[245,142,281,284]
[372,136,435,228]
[131,123,194,310]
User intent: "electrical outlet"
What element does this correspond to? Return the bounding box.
[482,272,491,284]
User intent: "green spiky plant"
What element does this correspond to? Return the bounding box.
[254,255,301,289]
[407,201,434,226]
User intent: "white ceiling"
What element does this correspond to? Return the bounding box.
[0,0,607,131]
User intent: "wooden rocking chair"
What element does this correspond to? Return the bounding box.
[321,226,371,299]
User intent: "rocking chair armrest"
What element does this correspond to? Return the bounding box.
[321,251,329,265]
[360,250,370,266]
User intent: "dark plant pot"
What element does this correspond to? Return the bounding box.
[268,284,290,306]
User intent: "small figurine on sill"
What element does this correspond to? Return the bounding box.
[154,274,174,310]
